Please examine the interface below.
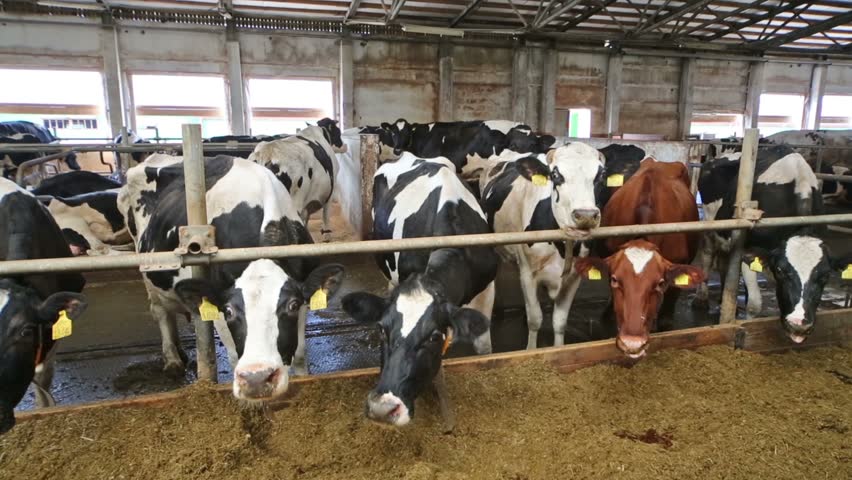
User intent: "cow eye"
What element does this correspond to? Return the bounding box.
[287,299,301,312]
[224,306,234,321]
[610,277,620,288]
[20,326,35,338]
[550,168,565,185]
[429,331,444,343]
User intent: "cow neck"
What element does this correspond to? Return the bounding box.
[33,324,47,367]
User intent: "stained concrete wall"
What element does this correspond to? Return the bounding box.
[452,45,513,121]
[620,55,682,139]
[555,52,607,136]
[693,59,750,114]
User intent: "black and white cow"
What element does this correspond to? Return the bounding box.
[114,131,153,164]
[0,178,87,434]
[342,153,498,428]
[471,144,606,349]
[31,171,121,198]
[766,129,852,170]
[0,121,80,177]
[249,122,342,241]
[597,144,646,208]
[44,190,131,256]
[695,145,846,342]
[119,154,344,400]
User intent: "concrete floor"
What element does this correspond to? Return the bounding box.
[15,219,852,412]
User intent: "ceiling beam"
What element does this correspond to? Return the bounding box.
[449,0,485,28]
[677,0,773,38]
[344,0,362,21]
[536,0,583,29]
[703,0,811,41]
[387,0,407,23]
[631,0,713,36]
[747,10,852,49]
[560,0,617,31]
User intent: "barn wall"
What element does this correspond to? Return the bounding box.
[692,59,750,114]
[0,21,102,69]
[239,33,338,78]
[452,45,513,121]
[825,64,852,95]
[763,62,812,94]
[118,27,227,74]
[620,55,682,139]
[555,52,607,136]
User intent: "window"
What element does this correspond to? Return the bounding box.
[247,78,334,136]
[132,74,229,139]
[690,113,744,139]
[0,68,109,140]
[758,93,805,136]
[566,108,591,138]
[819,95,852,130]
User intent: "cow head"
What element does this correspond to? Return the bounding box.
[380,118,412,158]
[342,275,488,426]
[0,280,87,435]
[175,260,344,402]
[575,239,705,359]
[317,118,347,154]
[744,236,849,344]
[514,143,605,231]
[360,126,399,162]
[504,125,556,154]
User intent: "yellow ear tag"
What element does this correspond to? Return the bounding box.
[749,258,763,273]
[531,174,548,187]
[199,298,220,322]
[588,267,602,280]
[674,273,690,286]
[52,310,73,340]
[606,174,624,187]
[310,289,328,311]
[441,328,453,356]
[842,264,852,280]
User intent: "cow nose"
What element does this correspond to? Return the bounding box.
[366,391,410,427]
[234,365,282,399]
[572,208,601,229]
[617,335,649,359]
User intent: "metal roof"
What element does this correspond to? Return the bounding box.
[6,1,852,56]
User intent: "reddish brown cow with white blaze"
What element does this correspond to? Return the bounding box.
[575,158,705,359]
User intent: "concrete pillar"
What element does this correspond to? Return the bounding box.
[744,62,765,129]
[226,40,248,136]
[511,45,529,123]
[438,40,454,122]
[101,23,124,138]
[604,54,623,136]
[539,48,558,134]
[803,64,826,130]
[677,58,695,139]
[339,36,355,129]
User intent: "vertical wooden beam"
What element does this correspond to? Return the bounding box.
[744,62,765,129]
[539,47,558,134]
[438,40,454,122]
[359,134,379,240]
[677,58,695,139]
[511,43,529,123]
[803,64,826,130]
[719,128,759,324]
[605,53,623,136]
[226,40,248,136]
[101,22,125,138]
[339,35,355,129]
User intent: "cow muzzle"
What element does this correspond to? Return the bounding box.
[783,317,814,344]
[571,208,601,230]
[366,391,411,427]
[233,364,288,401]
[616,334,649,359]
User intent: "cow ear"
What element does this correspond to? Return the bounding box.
[302,264,345,300]
[342,292,387,324]
[515,156,550,182]
[37,292,87,324]
[574,257,609,280]
[380,122,391,130]
[831,255,852,275]
[546,148,557,165]
[539,135,556,150]
[174,279,225,311]
[665,264,706,290]
[742,247,771,269]
[444,304,489,344]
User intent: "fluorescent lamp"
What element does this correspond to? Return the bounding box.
[402,24,465,37]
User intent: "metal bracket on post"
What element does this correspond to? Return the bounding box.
[175,225,218,256]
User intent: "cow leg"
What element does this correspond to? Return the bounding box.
[464,281,495,355]
[741,262,762,318]
[32,350,57,408]
[153,304,185,375]
[691,234,716,310]
[552,271,582,347]
[292,305,308,375]
[320,203,332,242]
[518,259,543,350]
[432,367,456,434]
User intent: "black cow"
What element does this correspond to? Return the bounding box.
[695,145,848,342]
[342,153,498,429]
[119,154,343,401]
[0,121,80,177]
[597,144,646,208]
[0,178,87,435]
[31,171,121,197]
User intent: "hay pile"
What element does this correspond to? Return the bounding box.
[2,346,850,479]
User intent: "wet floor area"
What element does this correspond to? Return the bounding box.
[15,228,852,412]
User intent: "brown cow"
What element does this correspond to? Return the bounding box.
[575,158,705,359]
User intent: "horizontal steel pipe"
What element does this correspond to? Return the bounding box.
[0,143,263,154]
[1,213,852,276]
[15,150,77,185]
[814,173,852,182]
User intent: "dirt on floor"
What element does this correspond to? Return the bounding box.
[2,345,851,480]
